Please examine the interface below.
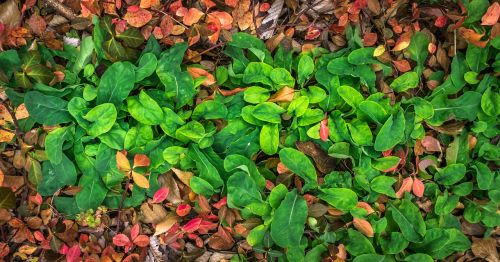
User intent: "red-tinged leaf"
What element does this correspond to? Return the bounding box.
[176,204,192,217]
[34,231,45,242]
[152,187,169,203]
[363,32,377,46]
[277,162,290,174]
[356,202,375,214]
[133,154,150,168]
[481,2,500,26]
[382,149,393,157]
[130,224,140,241]
[197,194,211,213]
[27,14,46,36]
[176,7,188,17]
[59,243,69,254]
[395,177,413,198]
[183,8,204,26]
[132,235,150,247]
[420,136,441,152]
[213,197,227,209]
[393,60,412,72]
[459,28,488,48]
[198,220,218,234]
[392,31,411,51]
[139,0,160,9]
[225,0,238,7]
[354,0,368,10]
[113,234,131,247]
[208,11,233,30]
[319,117,329,142]
[187,67,216,86]
[116,151,131,173]
[169,0,183,13]
[260,2,271,12]
[124,6,152,28]
[66,245,81,262]
[428,42,437,54]
[202,0,216,9]
[412,178,425,197]
[305,26,321,40]
[182,218,202,233]
[29,193,42,205]
[434,15,447,28]
[353,218,374,237]
[132,171,150,189]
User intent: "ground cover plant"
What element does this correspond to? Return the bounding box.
[0,0,499,261]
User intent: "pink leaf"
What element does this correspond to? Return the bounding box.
[66,245,81,262]
[182,218,202,233]
[395,177,413,198]
[213,197,227,209]
[319,117,329,142]
[412,178,425,197]
[130,224,140,241]
[421,136,441,152]
[152,187,169,203]
[113,234,131,247]
[176,204,192,217]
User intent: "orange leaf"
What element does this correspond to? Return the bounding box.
[363,32,377,46]
[116,151,131,172]
[392,32,411,51]
[208,11,233,30]
[187,67,215,86]
[356,202,375,214]
[139,0,160,9]
[481,2,500,26]
[225,0,238,7]
[395,177,413,198]
[132,171,150,189]
[0,130,15,143]
[412,177,425,197]
[133,154,150,168]
[132,235,150,247]
[393,60,411,72]
[319,117,329,142]
[459,28,488,48]
[183,8,204,26]
[112,234,131,246]
[124,6,152,27]
[352,218,374,237]
[267,87,295,102]
[176,204,192,217]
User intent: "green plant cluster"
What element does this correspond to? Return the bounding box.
[0,23,499,261]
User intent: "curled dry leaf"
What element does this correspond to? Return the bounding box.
[187,67,216,86]
[392,32,411,51]
[481,2,500,26]
[471,237,499,260]
[412,178,425,197]
[140,203,168,224]
[352,218,374,237]
[154,214,179,236]
[396,176,413,198]
[267,87,295,102]
[420,136,441,153]
[458,28,488,48]
[356,202,375,214]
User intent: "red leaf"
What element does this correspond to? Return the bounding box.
[66,245,81,262]
[481,2,500,26]
[152,187,169,204]
[420,136,441,152]
[434,15,447,28]
[260,3,271,12]
[34,231,45,242]
[113,234,131,247]
[124,6,152,28]
[363,32,378,46]
[305,26,321,40]
[393,60,412,73]
[133,235,150,247]
[183,8,204,26]
[412,178,425,197]
[176,204,192,217]
[396,177,413,198]
[198,220,219,234]
[182,218,202,233]
[213,197,227,209]
[393,31,411,51]
[319,117,329,142]
[130,224,140,241]
[133,154,150,168]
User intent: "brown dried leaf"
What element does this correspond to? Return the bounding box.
[154,214,179,236]
[295,141,336,174]
[140,203,168,224]
[471,237,499,261]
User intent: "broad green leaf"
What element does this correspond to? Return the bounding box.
[347,120,373,146]
[243,62,273,87]
[359,100,388,124]
[189,176,215,197]
[26,64,52,84]
[83,103,117,137]
[176,121,206,143]
[353,254,392,262]
[374,109,406,151]
[117,28,144,48]
[24,91,72,125]
[45,126,72,165]
[318,188,358,211]
[472,162,493,190]
[345,229,375,256]
[96,62,136,106]
[227,171,263,209]
[481,87,499,116]
[370,176,396,197]
[76,174,107,211]
[347,47,376,65]
[252,102,285,123]
[73,36,94,73]
[434,192,459,215]
[162,146,188,165]
[464,0,489,24]
[298,55,314,86]
[410,228,470,259]
[135,53,158,82]
[127,91,163,125]
[372,156,400,171]
[390,71,419,92]
[435,164,466,186]
[192,100,228,120]
[404,254,433,262]
[260,123,279,155]
[268,184,287,209]
[38,154,77,196]
[279,148,318,191]
[379,232,409,254]
[297,108,323,126]
[187,145,223,189]
[428,91,482,126]
[270,68,295,87]
[244,86,270,104]
[270,190,308,248]
[158,70,195,108]
[338,85,364,109]
[389,199,426,242]
[224,154,265,189]
[288,96,309,117]
[407,32,429,76]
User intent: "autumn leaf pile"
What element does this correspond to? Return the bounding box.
[0,0,499,261]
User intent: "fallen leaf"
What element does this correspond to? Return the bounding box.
[187,67,216,86]
[267,87,295,102]
[392,32,411,51]
[373,45,385,57]
[471,237,499,260]
[363,32,377,46]
[434,15,447,28]
[353,218,374,237]
[132,171,150,189]
[182,218,202,233]
[459,28,488,48]
[26,14,46,36]
[420,136,441,152]
[171,168,193,186]
[139,0,160,9]
[0,130,15,143]
[183,8,204,26]
[124,6,152,28]
[395,176,413,198]
[481,2,500,26]
[152,187,169,204]
[319,117,329,142]
[295,141,336,174]
[133,154,150,168]
[393,60,412,72]
[154,214,179,236]
[140,203,168,224]
[176,204,191,217]
[412,178,425,197]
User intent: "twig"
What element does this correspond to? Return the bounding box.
[116,178,130,232]
[45,0,77,20]
[189,41,226,60]
[151,8,189,30]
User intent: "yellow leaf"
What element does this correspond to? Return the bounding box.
[373,45,385,57]
[171,168,193,186]
[132,171,150,189]
[0,130,15,143]
[154,214,179,236]
[267,87,295,102]
[116,151,131,173]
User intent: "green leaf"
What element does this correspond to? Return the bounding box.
[26,64,52,84]
[24,91,72,125]
[72,36,94,73]
[347,120,373,146]
[374,109,406,151]
[96,61,136,107]
[158,70,195,108]
[338,85,364,109]
[135,53,158,82]
[372,156,400,171]
[279,148,317,191]
[464,0,489,24]
[189,176,215,197]
[428,91,482,126]
[176,121,206,143]
[472,162,493,190]
[270,189,308,248]
[270,68,295,87]
[244,86,270,104]
[162,146,188,165]
[117,28,144,48]
[389,199,426,242]
[370,176,396,197]
[45,126,72,165]
[481,87,499,116]
[224,154,265,189]
[345,229,375,256]
[353,254,392,262]
[404,254,434,262]
[76,174,107,211]
[359,100,389,124]
[434,192,459,215]
[268,184,288,209]
[390,71,419,92]
[410,228,470,259]
[379,232,409,254]
[435,164,466,186]
[288,96,309,117]
[252,102,285,124]
[127,91,164,125]
[192,100,228,120]
[243,62,273,87]
[347,47,376,65]
[187,145,224,189]
[407,32,429,76]
[318,188,358,212]
[298,55,314,86]
[260,123,279,155]
[227,171,263,209]
[0,187,16,209]
[83,103,117,137]
[38,153,77,196]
